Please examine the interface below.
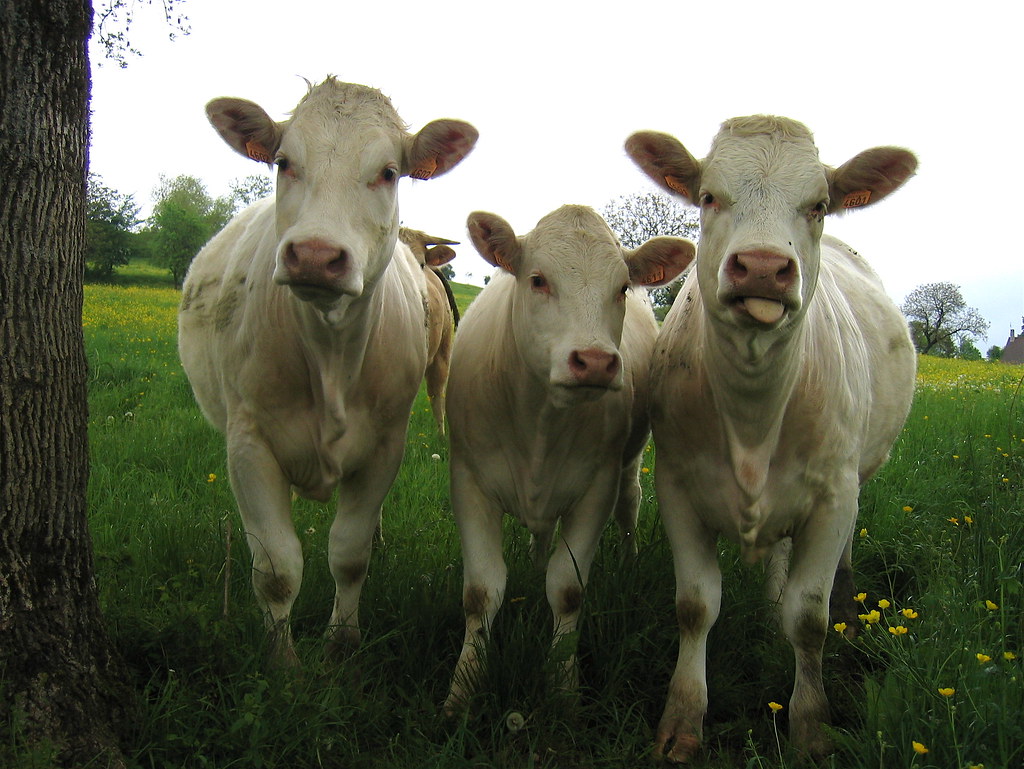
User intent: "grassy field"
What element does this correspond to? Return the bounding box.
[60,262,1024,768]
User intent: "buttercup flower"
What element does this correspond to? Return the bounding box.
[912,741,928,755]
[833,622,847,634]
[207,473,217,483]
[901,608,919,619]
[888,625,908,635]
[878,599,891,609]
[938,687,955,697]
[902,506,914,512]
[768,702,783,713]
[859,528,868,537]
[985,600,999,611]
[1004,651,1017,661]
[854,592,867,603]
[977,653,991,664]
[859,610,881,624]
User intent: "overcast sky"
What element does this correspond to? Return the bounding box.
[89,0,1022,350]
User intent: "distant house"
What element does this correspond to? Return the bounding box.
[1003,330,1024,365]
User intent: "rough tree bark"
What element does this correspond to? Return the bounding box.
[1,2,132,765]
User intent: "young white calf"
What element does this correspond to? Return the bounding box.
[625,116,917,760]
[443,205,694,712]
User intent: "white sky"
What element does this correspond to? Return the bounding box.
[89,0,1022,350]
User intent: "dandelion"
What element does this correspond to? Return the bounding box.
[912,741,928,755]
[859,610,881,624]
[901,608,919,619]
[833,622,847,634]
[768,702,783,713]
[976,653,991,664]
[854,592,868,603]
[902,505,914,512]
[207,473,217,483]
[878,598,891,609]
[985,599,999,611]
[1004,651,1017,661]
[888,625,908,635]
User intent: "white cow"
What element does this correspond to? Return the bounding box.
[178,78,477,665]
[398,227,460,435]
[443,205,694,713]
[624,116,917,760]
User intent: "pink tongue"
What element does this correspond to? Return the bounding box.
[744,297,784,324]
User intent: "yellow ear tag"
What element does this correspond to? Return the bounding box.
[664,175,690,197]
[843,190,871,208]
[410,156,438,180]
[245,140,272,164]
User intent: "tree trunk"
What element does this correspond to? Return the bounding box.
[1,2,131,766]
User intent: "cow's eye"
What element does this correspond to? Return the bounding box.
[700,192,716,207]
[530,273,549,293]
[381,166,399,184]
[276,156,295,178]
[811,201,828,218]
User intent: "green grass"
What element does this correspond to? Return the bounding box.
[26,261,1024,767]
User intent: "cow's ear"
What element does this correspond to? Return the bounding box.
[624,131,702,205]
[206,98,283,165]
[827,147,918,214]
[625,236,695,287]
[467,212,522,274]
[406,119,479,180]
[425,244,457,268]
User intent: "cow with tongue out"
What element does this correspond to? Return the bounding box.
[625,115,918,762]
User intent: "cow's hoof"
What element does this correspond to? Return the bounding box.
[653,733,700,764]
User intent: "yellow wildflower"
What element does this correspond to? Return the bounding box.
[912,741,928,755]
[1004,651,1017,661]
[964,515,973,524]
[768,702,783,713]
[938,687,955,697]
[854,592,867,603]
[901,608,919,619]
[859,610,881,624]
[833,622,847,634]
[859,528,868,537]
[902,505,914,512]
[207,473,217,483]
[977,653,991,664]
[888,625,908,635]
[948,517,960,525]
[985,600,999,611]
[641,467,651,474]
[878,598,891,609]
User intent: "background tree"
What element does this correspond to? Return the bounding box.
[1,2,132,765]
[228,173,273,208]
[987,345,1003,362]
[85,172,141,279]
[901,281,990,356]
[149,174,233,286]
[602,191,699,316]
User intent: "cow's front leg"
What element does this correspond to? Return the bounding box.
[445,466,506,716]
[545,478,617,692]
[655,481,721,763]
[227,422,302,668]
[781,492,855,758]
[325,433,406,661]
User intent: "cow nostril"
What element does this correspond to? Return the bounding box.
[326,251,348,276]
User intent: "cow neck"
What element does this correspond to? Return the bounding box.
[703,318,806,504]
[290,284,383,438]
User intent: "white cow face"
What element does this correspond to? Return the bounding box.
[468,205,693,408]
[206,78,477,314]
[626,117,917,333]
